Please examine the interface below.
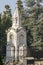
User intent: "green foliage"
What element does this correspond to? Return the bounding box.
[38,13,43,44]
[0,14,2,45]
[17,0,25,19]
[0,51,3,65]
[5,5,10,10]
[0,14,1,24]
[24,0,43,48]
[25,0,35,7]
[36,0,41,6]
[17,0,23,9]
[0,5,12,46]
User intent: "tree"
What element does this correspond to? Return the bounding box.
[0,5,12,59]
[38,13,43,47]
[17,0,25,21]
[24,0,43,47]
[0,14,1,24]
[2,5,12,30]
[0,14,2,46]
[36,0,41,6]
[25,0,35,7]
[0,51,3,65]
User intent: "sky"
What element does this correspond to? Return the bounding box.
[0,0,43,14]
[0,0,17,14]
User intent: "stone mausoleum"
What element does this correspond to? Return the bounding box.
[6,1,27,65]
[6,1,43,65]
